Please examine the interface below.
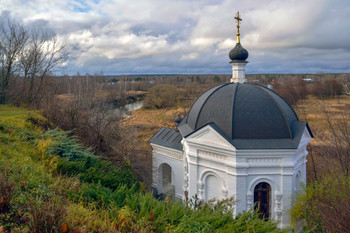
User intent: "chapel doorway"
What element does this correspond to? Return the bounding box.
[159,163,175,198]
[254,182,271,220]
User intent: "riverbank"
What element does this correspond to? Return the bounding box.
[57,90,147,108]
[114,100,144,118]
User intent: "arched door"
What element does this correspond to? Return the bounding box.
[254,182,271,220]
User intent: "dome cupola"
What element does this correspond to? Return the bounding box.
[229,11,249,61]
[229,43,249,61]
[229,12,249,83]
[177,82,312,149]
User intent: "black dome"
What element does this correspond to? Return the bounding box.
[229,43,249,61]
[178,83,300,140]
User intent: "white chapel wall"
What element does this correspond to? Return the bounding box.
[151,125,312,228]
[151,144,184,199]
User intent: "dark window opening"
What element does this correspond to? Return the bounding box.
[254,182,271,220]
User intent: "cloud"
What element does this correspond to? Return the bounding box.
[0,0,349,74]
[180,53,199,60]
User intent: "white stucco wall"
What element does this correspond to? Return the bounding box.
[151,125,312,228]
[151,144,184,200]
[230,62,248,83]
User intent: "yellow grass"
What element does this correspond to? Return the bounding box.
[120,95,350,151]
[120,107,188,151]
[294,95,350,146]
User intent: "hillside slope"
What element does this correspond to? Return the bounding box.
[0,105,285,232]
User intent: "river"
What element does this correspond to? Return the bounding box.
[114,100,144,118]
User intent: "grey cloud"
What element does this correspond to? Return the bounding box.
[1,0,350,74]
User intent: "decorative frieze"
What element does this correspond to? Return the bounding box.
[198,150,226,159]
[153,147,182,160]
[247,158,281,164]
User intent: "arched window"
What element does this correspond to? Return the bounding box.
[158,163,175,198]
[205,174,221,201]
[162,163,172,187]
[254,182,271,220]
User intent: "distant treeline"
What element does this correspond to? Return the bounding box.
[96,72,350,84]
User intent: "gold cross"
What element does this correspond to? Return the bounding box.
[234,11,242,43]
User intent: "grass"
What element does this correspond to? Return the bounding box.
[121,95,350,152]
[295,95,350,133]
[291,96,350,231]
[120,106,189,151]
[0,104,286,232]
[121,95,350,151]
[0,105,138,232]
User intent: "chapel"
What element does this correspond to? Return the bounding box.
[149,12,313,228]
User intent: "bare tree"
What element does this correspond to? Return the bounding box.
[315,99,350,175]
[0,15,28,103]
[0,13,67,106]
[19,28,67,105]
[84,100,120,152]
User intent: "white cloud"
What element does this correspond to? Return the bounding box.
[0,0,349,74]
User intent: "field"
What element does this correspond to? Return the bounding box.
[121,95,350,152]
[120,108,183,151]
[295,95,350,134]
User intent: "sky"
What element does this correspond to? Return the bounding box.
[1,0,350,75]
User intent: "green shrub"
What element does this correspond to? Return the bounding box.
[44,129,93,161]
[69,182,139,209]
[81,162,138,190]
[291,174,350,232]
[46,129,139,191]
[57,158,85,176]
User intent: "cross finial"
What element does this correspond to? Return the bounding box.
[234,11,242,43]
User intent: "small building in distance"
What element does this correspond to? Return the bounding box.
[149,12,313,228]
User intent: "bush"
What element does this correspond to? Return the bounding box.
[44,129,93,161]
[0,170,20,231]
[47,128,140,208]
[26,197,66,233]
[57,156,139,191]
[143,84,186,109]
[310,78,343,98]
[291,174,350,232]
[0,171,16,213]
[273,79,308,106]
